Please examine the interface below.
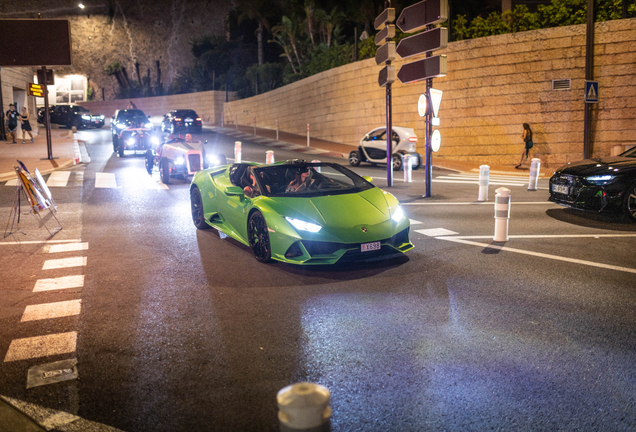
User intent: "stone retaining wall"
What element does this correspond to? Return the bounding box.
[223,18,636,167]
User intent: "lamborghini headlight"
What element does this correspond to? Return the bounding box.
[285,217,322,233]
[391,205,404,222]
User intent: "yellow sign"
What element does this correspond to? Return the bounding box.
[28,83,44,97]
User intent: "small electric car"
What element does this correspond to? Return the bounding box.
[190,159,414,265]
[146,135,226,184]
[349,126,422,171]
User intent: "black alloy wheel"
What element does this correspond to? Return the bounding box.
[190,186,210,230]
[348,150,361,167]
[248,211,271,263]
[624,184,636,221]
[145,149,154,174]
[392,153,404,171]
[161,157,170,184]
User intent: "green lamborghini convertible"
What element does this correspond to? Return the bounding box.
[190,160,413,265]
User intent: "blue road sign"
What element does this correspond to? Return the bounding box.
[585,81,599,103]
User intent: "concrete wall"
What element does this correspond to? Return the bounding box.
[223,18,636,168]
[1,67,39,138]
[79,91,234,125]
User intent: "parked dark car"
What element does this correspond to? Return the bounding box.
[37,106,55,124]
[49,104,105,129]
[549,146,636,220]
[161,109,202,134]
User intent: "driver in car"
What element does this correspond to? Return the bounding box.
[286,168,313,193]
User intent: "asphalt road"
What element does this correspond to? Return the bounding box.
[0,128,635,431]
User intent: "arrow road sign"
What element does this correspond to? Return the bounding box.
[397,55,447,84]
[375,42,396,66]
[396,0,448,34]
[396,27,448,59]
[374,7,395,30]
[378,65,395,87]
[375,24,395,46]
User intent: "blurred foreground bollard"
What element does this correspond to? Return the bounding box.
[403,154,412,183]
[528,158,541,191]
[478,165,489,201]
[494,187,511,242]
[278,383,331,432]
[266,150,275,164]
[234,141,242,163]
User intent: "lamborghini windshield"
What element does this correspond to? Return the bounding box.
[252,162,373,197]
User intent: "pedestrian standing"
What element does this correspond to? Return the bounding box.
[5,103,19,144]
[20,107,34,143]
[516,123,533,169]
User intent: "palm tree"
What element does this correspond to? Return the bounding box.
[272,15,302,68]
[303,0,316,49]
[269,32,298,74]
[316,6,345,48]
[237,0,272,65]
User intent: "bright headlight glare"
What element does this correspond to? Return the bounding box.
[145,123,153,129]
[392,205,404,222]
[151,136,160,145]
[81,114,91,120]
[586,174,615,184]
[127,138,135,145]
[100,115,105,119]
[285,217,322,233]
[207,154,219,165]
[116,124,126,129]
[175,157,185,165]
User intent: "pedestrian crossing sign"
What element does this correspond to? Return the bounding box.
[585,81,599,103]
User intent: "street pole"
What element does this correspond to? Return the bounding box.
[385,0,393,188]
[42,66,53,160]
[583,0,594,159]
[423,24,434,198]
[0,67,6,141]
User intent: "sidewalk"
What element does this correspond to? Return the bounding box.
[211,124,553,178]
[0,129,82,182]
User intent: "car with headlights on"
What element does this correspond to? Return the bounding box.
[190,159,413,264]
[50,104,105,129]
[549,146,636,220]
[111,109,159,157]
[349,126,421,171]
[161,109,203,134]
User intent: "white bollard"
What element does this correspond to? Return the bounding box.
[307,123,310,147]
[403,154,412,183]
[276,119,279,141]
[478,164,490,201]
[494,187,511,242]
[278,383,331,432]
[528,158,541,191]
[221,112,224,127]
[254,117,257,135]
[234,141,242,163]
[235,114,238,130]
[311,159,321,173]
[266,150,275,164]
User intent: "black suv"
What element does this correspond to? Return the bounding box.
[50,104,105,129]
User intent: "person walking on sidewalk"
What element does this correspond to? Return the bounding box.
[20,107,34,143]
[516,123,533,169]
[5,103,19,144]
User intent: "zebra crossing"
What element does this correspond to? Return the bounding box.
[3,170,171,190]
[433,172,530,187]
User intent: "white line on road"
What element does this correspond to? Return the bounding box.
[409,219,423,225]
[0,239,83,246]
[416,228,459,236]
[439,234,636,239]
[4,332,77,362]
[402,202,556,206]
[46,171,71,187]
[42,257,87,270]
[3,178,18,186]
[437,237,636,274]
[21,300,82,322]
[432,179,529,186]
[95,172,117,188]
[33,275,85,292]
[49,242,89,253]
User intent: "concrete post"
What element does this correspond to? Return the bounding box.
[234,141,242,163]
[307,124,310,147]
[494,187,511,242]
[403,154,412,183]
[528,158,540,191]
[266,150,275,164]
[478,165,490,201]
[278,383,331,432]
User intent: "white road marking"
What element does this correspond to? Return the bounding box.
[4,332,77,362]
[437,237,636,274]
[409,219,423,225]
[49,242,88,253]
[4,178,19,186]
[438,175,526,183]
[432,179,528,186]
[416,228,459,236]
[0,239,83,245]
[42,257,87,270]
[46,171,71,187]
[33,275,85,292]
[21,300,82,322]
[95,172,117,188]
[402,202,556,205]
[440,234,636,239]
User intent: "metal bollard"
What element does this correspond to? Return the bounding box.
[311,159,321,173]
[234,141,242,163]
[528,158,541,191]
[478,164,490,201]
[494,187,511,242]
[403,154,412,183]
[278,383,331,432]
[266,150,275,164]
